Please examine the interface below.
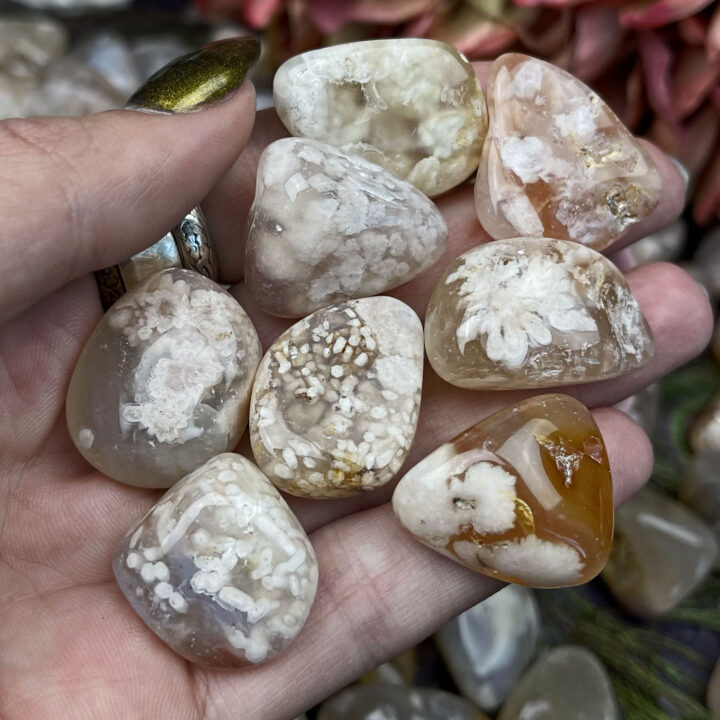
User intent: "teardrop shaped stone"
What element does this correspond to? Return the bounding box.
[67,269,261,488]
[602,489,718,616]
[392,394,613,588]
[113,453,318,668]
[318,685,489,720]
[424,238,654,389]
[498,646,621,720]
[250,297,423,498]
[245,137,448,318]
[273,39,488,197]
[474,54,662,251]
[435,585,541,712]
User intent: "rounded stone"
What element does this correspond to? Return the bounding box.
[435,584,541,712]
[392,394,613,588]
[67,268,261,488]
[602,489,718,616]
[424,237,654,389]
[245,137,448,318]
[249,296,424,498]
[474,53,661,251]
[273,38,488,197]
[498,645,621,720]
[113,453,318,668]
[318,684,489,720]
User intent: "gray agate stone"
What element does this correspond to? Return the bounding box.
[435,585,541,712]
[246,137,448,318]
[603,489,718,616]
[113,453,318,668]
[498,645,620,720]
[67,268,261,488]
[318,685,489,720]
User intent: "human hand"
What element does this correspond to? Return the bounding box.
[0,58,712,720]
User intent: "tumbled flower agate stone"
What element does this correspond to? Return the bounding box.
[474,54,661,250]
[114,453,318,667]
[67,269,261,488]
[250,297,423,498]
[425,238,654,389]
[392,394,613,588]
[246,138,448,317]
[273,39,488,197]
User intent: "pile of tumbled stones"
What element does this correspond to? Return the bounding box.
[66,39,662,667]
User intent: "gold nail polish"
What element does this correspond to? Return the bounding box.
[126,37,260,114]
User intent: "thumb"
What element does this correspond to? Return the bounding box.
[0,38,258,325]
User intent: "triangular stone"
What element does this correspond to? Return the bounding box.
[246,138,448,318]
[474,54,662,251]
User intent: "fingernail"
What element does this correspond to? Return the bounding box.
[126,37,260,114]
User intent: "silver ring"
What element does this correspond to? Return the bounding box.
[95,207,218,309]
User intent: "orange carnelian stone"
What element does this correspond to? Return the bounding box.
[392,394,613,588]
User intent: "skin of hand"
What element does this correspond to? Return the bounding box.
[0,63,713,720]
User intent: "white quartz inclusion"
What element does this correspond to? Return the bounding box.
[113,453,318,668]
[474,54,661,250]
[249,296,424,498]
[273,39,488,197]
[424,237,655,389]
[66,268,261,488]
[246,137,448,318]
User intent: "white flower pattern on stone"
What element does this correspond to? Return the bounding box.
[447,250,598,367]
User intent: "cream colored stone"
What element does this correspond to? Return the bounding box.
[67,269,261,488]
[246,138,448,318]
[273,39,487,197]
[113,453,318,668]
[425,237,654,389]
[474,54,661,251]
[249,297,423,498]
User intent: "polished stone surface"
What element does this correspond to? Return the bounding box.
[474,54,661,251]
[246,137,448,317]
[23,57,124,116]
[67,269,261,488]
[274,39,488,197]
[0,17,67,83]
[689,392,720,454]
[498,645,621,720]
[73,31,141,97]
[435,584,541,712]
[114,453,318,667]
[614,383,659,436]
[317,684,489,720]
[393,394,613,588]
[425,238,654,389]
[250,297,423,498]
[603,489,718,616]
[628,220,686,265]
[679,451,720,568]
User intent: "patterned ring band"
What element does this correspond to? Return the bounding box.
[95,207,218,310]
